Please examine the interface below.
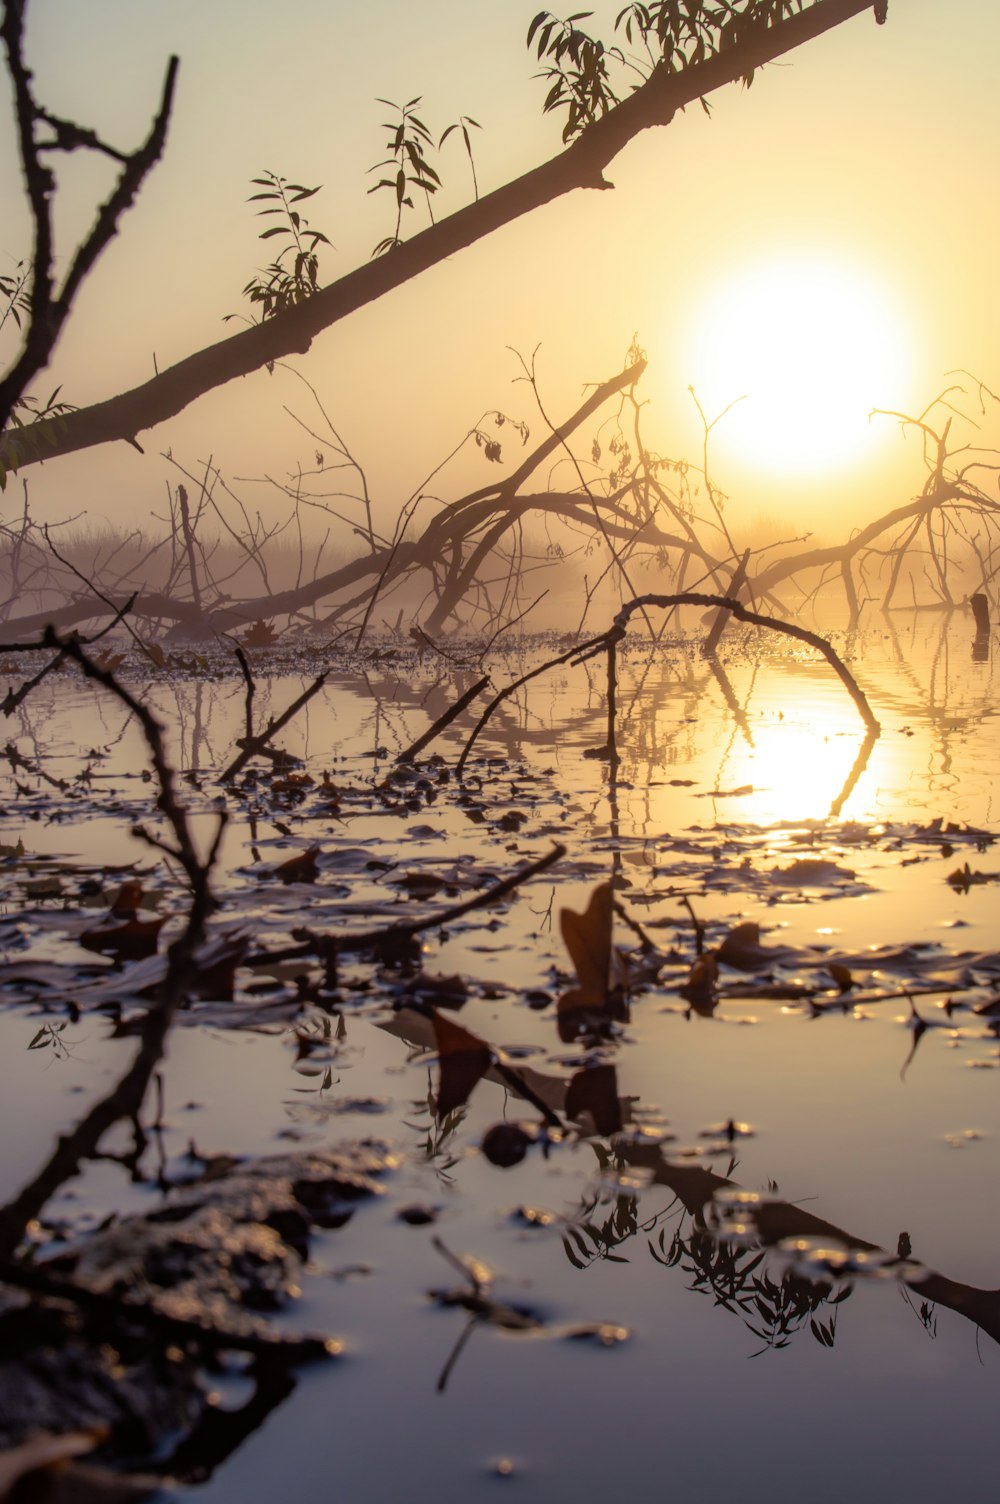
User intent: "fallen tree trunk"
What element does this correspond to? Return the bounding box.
[5,356,997,643]
[3,357,734,637]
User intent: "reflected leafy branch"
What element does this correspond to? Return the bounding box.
[650,1218,852,1354]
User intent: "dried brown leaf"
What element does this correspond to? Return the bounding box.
[271,847,320,884]
[680,952,719,1014]
[559,882,614,1004]
[79,914,166,960]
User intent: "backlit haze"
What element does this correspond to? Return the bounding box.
[1,0,998,550]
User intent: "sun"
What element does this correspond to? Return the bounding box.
[681,254,909,477]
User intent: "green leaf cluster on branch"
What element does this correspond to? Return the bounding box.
[234,172,333,322]
[368,97,442,256]
[367,99,483,256]
[529,0,809,141]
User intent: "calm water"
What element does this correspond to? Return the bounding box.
[0,611,997,1502]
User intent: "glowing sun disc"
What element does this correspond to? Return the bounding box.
[684,256,909,476]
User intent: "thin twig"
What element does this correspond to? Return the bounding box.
[218,672,327,782]
[456,634,606,776]
[0,1,178,431]
[395,674,490,763]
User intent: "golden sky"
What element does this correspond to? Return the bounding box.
[2,0,999,545]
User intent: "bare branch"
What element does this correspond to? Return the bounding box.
[0,0,178,436]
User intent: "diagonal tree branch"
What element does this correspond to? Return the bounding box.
[0,0,880,474]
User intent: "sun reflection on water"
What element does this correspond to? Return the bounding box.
[717,702,866,825]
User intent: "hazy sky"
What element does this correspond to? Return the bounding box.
[2,0,999,549]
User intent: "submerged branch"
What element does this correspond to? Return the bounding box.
[218,671,327,782]
[245,842,566,968]
[396,674,491,763]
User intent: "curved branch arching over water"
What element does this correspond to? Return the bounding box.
[454,591,879,776]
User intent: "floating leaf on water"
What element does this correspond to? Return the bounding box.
[947,862,999,893]
[21,875,64,899]
[557,883,629,1038]
[287,1095,390,1118]
[562,1322,631,1346]
[397,1204,439,1225]
[560,883,614,1002]
[395,871,445,899]
[707,1186,769,1243]
[680,952,718,1015]
[271,847,321,884]
[241,618,280,647]
[270,772,315,796]
[404,972,469,1009]
[79,913,167,960]
[109,880,145,917]
[717,921,776,971]
[700,1119,754,1141]
[140,639,165,668]
[512,1205,557,1227]
[768,858,857,888]
[93,650,125,672]
[776,1236,908,1283]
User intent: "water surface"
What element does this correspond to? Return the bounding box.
[1,611,997,1502]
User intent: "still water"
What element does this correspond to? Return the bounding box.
[0,611,997,1502]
